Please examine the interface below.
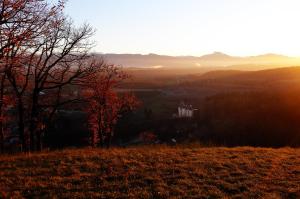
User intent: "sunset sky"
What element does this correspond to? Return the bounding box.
[65,0,300,57]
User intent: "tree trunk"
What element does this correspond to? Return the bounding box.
[29,90,39,152]
[97,115,104,148]
[0,122,3,153]
[17,98,27,152]
[99,130,104,148]
[0,126,3,153]
[0,75,5,153]
[106,132,112,149]
[36,130,42,151]
[92,130,98,147]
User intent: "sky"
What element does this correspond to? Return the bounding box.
[64,0,300,57]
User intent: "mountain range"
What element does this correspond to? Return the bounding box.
[98,52,300,70]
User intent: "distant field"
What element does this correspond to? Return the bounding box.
[0,146,299,198]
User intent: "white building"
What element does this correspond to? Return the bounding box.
[177,102,195,118]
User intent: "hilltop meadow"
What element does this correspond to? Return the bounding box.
[1,145,299,198]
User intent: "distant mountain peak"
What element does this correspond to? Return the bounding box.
[200,52,233,60]
[213,51,228,55]
[252,53,288,58]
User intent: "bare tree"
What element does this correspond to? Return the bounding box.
[0,0,98,152]
[26,17,98,151]
[0,0,61,151]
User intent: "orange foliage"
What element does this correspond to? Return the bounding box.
[84,64,139,147]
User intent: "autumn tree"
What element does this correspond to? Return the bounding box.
[1,0,135,152]
[85,64,139,148]
[0,0,59,151]
[1,0,100,152]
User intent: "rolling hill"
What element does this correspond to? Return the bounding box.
[192,66,300,89]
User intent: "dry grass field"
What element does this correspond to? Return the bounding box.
[0,146,300,199]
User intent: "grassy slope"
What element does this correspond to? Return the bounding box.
[0,146,299,199]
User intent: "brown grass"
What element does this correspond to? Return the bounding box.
[0,145,299,198]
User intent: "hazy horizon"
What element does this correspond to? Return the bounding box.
[94,51,300,58]
[65,0,300,57]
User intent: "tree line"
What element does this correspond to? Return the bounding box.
[195,90,300,147]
